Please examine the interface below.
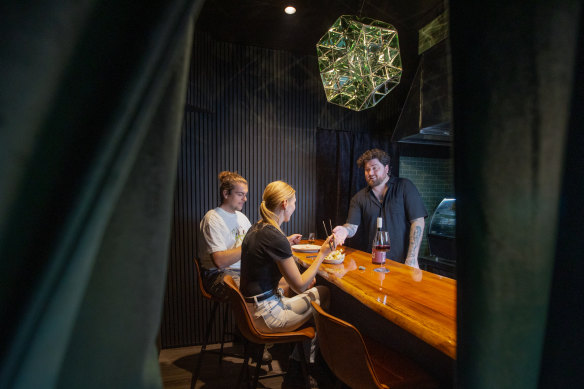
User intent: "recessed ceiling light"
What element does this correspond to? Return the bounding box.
[284,6,296,15]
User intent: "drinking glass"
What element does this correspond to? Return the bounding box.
[308,232,316,245]
[376,231,390,250]
[373,231,391,273]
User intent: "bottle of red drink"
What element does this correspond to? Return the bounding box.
[372,217,389,264]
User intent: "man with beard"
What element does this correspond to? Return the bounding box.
[332,149,427,268]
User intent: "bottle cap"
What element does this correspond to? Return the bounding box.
[376,217,382,228]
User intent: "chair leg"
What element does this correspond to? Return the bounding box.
[236,340,251,389]
[251,345,264,389]
[191,301,219,389]
[297,341,311,389]
[265,345,274,372]
[218,303,229,364]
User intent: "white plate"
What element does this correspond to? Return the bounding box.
[291,244,320,253]
[323,257,345,265]
[323,251,345,264]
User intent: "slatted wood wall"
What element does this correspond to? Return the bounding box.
[160,32,401,348]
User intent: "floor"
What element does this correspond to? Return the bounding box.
[158,342,339,389]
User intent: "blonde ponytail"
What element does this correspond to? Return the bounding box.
[260,181,295,232]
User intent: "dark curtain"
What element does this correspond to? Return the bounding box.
[0,1,203,387]
[538,5,584,387]
[315,128,395,249]
[451,0,583,387]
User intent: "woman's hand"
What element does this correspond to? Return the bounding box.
[319,234,335,257]
[287,234,302,245]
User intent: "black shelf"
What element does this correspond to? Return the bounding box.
[419,255,456,279]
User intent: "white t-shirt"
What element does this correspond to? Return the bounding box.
[199,207,252,270]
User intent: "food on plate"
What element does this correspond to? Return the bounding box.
[324,248,345,263]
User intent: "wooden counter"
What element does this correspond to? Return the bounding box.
[294,241,456,359]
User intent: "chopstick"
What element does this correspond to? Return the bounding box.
[322,220,335,251]
[329,219,336,251]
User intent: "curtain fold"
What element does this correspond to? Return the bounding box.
[538,5,584,387]
[0,1,203,387]
[451,0,582,387]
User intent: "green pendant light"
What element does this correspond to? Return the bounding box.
[316,15,402,111]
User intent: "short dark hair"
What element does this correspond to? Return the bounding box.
[218,171,247,204]
[356,148,391,168]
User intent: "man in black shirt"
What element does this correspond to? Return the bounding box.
[333,149,427,268]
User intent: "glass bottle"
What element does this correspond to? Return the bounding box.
[372,217,389,264]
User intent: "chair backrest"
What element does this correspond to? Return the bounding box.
[311,301,388,389]
[223,275,270,343]
[193,258,215,301]
[223,275,316,346]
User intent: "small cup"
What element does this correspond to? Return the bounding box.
[308,232,316,244]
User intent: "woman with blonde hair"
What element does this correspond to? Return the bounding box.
[240,180,333,333]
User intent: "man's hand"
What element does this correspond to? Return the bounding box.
[410,267,423,282]
[287,234,302,245]
[332,226,348,245]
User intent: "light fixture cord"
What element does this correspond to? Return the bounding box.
[358,0,366,17]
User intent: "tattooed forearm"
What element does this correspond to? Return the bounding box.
[342,223,358,238]
[406,218,424,268]
[411,226,422,250]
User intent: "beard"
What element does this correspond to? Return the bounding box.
[367,174,388,187]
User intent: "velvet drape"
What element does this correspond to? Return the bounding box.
[0,1,204,387]
[451,0,583,387]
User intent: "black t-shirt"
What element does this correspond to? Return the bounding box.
[346,176,427,262]
[240,222,292,297]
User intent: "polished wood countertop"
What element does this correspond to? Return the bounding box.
[294,240,457,359]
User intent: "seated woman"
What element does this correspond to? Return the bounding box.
[240,180,333,333]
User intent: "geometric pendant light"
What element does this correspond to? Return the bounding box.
[316,15,402,111]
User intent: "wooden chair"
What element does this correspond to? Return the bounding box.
[224,275,315,389]
[191,259,233,388]
[311,301,439,389]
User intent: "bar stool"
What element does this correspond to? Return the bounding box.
[224,275,314,389]
[311,301,439,389]
[191,259,232,388]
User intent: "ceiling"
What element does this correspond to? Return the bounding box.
[194,0,445,57]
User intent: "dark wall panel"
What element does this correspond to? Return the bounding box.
[160,32,398,348]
